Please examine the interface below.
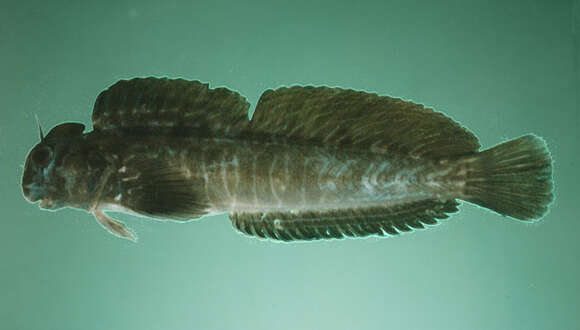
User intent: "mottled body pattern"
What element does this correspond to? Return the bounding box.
[109,138,455,212]
[22,78,553,241]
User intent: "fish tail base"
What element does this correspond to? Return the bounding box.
[461,134,553,221]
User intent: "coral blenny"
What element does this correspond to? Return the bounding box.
[22,78,553,242]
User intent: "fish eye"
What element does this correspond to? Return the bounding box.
[31,148,52,167]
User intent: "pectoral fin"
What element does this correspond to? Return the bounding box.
[93,210,137,242]
[120,159,209,221]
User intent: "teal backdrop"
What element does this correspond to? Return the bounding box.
[1,0,578,329]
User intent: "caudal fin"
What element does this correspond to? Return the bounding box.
[462,134,553,220]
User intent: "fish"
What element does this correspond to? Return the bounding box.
[21,77,554,242]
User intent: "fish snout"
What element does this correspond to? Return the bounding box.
[22,183,45,203]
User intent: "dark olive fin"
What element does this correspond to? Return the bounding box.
[249,86,480,158]
[92,77,250,137]
[462,134,553,220]
[120,160,209,221]
[229,200,459,241]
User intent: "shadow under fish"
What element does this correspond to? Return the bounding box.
[21,78,554,242]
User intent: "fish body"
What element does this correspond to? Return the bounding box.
[74,134,456,213]
[22,78,553,242]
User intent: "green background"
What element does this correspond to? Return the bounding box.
[1,0,578,329]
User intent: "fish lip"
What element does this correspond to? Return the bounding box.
[39,199,53,209]
[23,192,37,203]
[22,183,46,203]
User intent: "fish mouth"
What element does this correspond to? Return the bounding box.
[39,199,55,210]
[22,183,45,203]
[23,184,60,210]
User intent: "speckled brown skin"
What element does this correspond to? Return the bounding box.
[60,131,458,217]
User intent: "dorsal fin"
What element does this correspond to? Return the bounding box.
[92,78,480,159]
[92,77,250,137]
[249,86,481,158]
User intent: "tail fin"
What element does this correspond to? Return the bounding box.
[462,134,553,220]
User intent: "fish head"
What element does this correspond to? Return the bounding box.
[22,122,91,210]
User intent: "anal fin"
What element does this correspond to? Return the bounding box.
[229,200,459,241]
